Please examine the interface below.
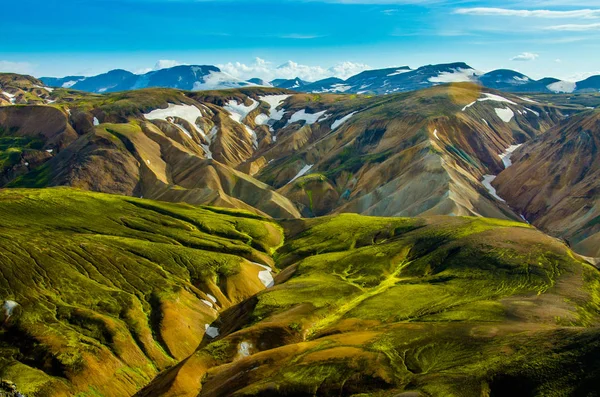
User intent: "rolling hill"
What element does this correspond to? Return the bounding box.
[0,189,598,396]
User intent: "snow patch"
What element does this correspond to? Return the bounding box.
[518,96,537,103]
[204,324,219,339]
[429,68,477,83]
[238,341,253,358]
[252,262,275,288]
[494,108,515,123]
[3,300,18,317]
[482,175,505,202]
[93,117,100,126]
[462,101,476,112]
[331,112,358,130]
[201,299,214,308]
[62,80,80,88]
[499,144,523,169]
[463,93,517,112]
[433,129,440,140]
[224,99,259,123]
[207,294,217,303]
[2,91,15,104]
[255,95,290,127]
[46,149,53,153]
[547,81,577,94]
[287,109,328,126]
[34,84,53,92]
[288,164,313,185]
[524,107,540,117]
[144,104,203,131]
[387,68,411,77]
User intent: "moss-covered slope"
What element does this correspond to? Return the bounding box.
[141,214,600,397]
[0,188,283,396]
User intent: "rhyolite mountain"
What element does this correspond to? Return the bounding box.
[494,109,600,260]
[2,71,600,260]
[40,65,256,93]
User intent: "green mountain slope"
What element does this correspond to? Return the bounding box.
[0,188,283,396]
[0,188,598,396]
[140,214,600,396]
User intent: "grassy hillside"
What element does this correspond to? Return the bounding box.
[141,213,600,397]
[0,188,283,396]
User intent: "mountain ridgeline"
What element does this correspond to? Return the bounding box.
[40,62,600,95]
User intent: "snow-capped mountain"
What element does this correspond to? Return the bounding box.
[275,63,600,95]
[272,63,480,94]
[40,65,257,93]
[40,63,600,95]
[270,77,311,90]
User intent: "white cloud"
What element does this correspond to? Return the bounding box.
[555,58,562,63]
[154,60,181,70]
[511,52,539,61]
[0,60,35,75]
[545,23,600,31]
[455,8,600,19]
[217,57,371,82]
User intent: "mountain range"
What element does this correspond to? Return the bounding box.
[1,70,600,396]
[40,62,600,95]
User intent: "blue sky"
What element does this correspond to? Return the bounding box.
[1,0,600,81]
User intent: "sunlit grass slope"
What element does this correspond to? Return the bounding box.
[0,187,282,396]
[144,214,600,397]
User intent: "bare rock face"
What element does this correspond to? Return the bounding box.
[495,110,600,257]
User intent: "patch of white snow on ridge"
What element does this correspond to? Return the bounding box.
[429,68,477,83]
[433,129,440,140]
[201,299,214,308]
[479,93,517,105]
[319,84,352,93]
[3,300,19,317]
[482,175,505,202]
[462,101,476,112]
[238,341,253,358]
[207,294,217,303]
[62,80,81,88]
[499,144,523,169]
[2,91,15,104]
[494,108,515,123]
[524,107,540,117]
[547,81,577,94]
[331,112,358,130]
[287,164,314,185]
[34,84,53,92]
[224,99,259,123]
[287,109,328,126]
[518,96,537,103]
[93,117,100,126]
[205,324,219,339]
[463,93,517,112]
[255,95,290,126]
[388,68,411,77]
[252,262,275,288]
[144,104,203,131]
[175,123,193,139]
